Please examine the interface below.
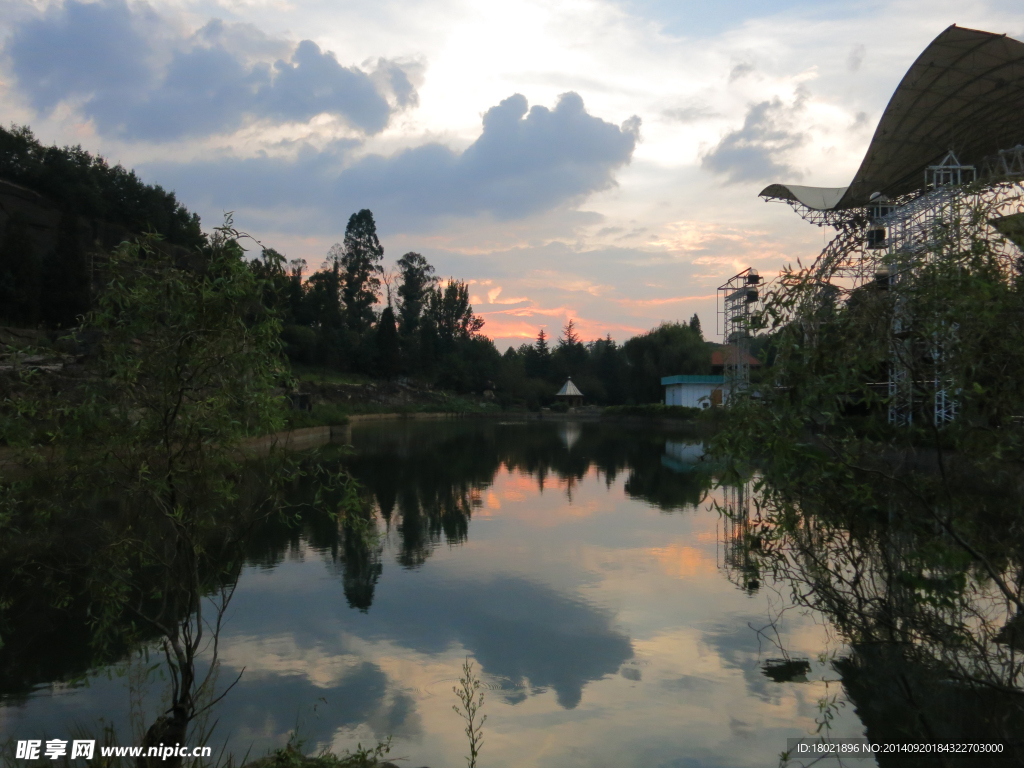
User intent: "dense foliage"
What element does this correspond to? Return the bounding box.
[0,124,205,248]
[0,124,206,328]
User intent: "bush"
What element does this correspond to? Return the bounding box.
[282,324,318,364]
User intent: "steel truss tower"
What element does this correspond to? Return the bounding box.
[770,147,1024,426]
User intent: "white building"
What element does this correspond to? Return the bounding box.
[661,375,729,409]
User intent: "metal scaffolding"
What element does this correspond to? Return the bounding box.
[717,268,762,396]
[756,26,1024,427]
[767,152,1024,426]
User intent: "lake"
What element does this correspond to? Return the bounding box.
[0,419,896,767]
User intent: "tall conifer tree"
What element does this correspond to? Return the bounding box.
[341,209,383,333]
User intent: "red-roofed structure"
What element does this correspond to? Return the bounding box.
[711,348,760,375]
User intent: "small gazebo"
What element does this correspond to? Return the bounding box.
[556,377,584,408]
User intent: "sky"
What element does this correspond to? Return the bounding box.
[1,0,1022,350]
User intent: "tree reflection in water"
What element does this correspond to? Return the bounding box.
[242,421,715,614]
[346,420,713,576]
[718,468,1024,765]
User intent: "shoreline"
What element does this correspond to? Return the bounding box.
[0,411,708,473]
[244,410,708,456]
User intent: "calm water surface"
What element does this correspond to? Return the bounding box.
[1,420,871,767]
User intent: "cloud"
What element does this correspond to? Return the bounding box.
[147,92,640,231]
[613,293,717,308]
[700,95,805,184]
[5,0,153,113]
[699,620,784,704]
[729,62,755,83]
[370,56,421,109]
[663,103,718,123]
[485,287,529,305]
[4,0,413,140]
[354,575,634,710]
[847,43,865,73]
[210,661,415,747]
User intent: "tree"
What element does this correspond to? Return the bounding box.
[525,329,551,379]
[341,209,384,333]
[622,322,710,403]
[0,124,205,249]
[590,334,626,404]
[247,247,291,318]
[396,251,436,336]
[376,305,401,378]
[301,257,343,331]
[426,279,485,348]
[418,315,439,375]
[555,318,587,378]
[534,328,549,357]
[688,313,703,340]
[286,258,307,321]
[560,318,581,347]
[380,264,401,309]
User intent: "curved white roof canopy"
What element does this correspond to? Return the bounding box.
[761,25,1024,211]
[759,184,848,210]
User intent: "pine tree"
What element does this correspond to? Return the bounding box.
[559,318,581,348]
[535,328,549,356]
[556,318,587,377]
[527,329,551,379]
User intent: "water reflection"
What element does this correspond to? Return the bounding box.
[343,421,715,592]
[723,466,1024,764]
[3,420,874,768]
[356,575,632,709]
[717,481,761,595]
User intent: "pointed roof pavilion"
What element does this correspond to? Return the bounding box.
[556,378,583,398]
